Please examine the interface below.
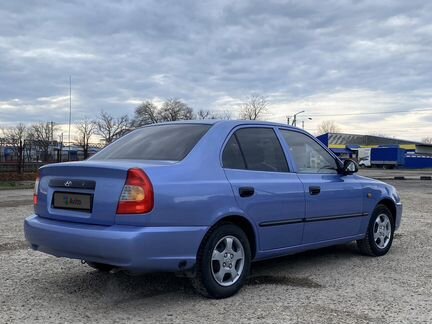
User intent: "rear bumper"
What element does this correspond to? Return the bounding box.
[24,215,208,272]
[395,202,403,231]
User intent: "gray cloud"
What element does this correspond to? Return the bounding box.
[0,0,431,139]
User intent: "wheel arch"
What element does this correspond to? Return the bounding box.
[201,215,258,259]
[376,198,396,222]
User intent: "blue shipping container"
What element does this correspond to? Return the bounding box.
[404,155,432,169]
[370,147,405,166]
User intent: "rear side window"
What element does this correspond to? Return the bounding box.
[91,124,211,161]
[223,128,289,172]
[222,136,246,169]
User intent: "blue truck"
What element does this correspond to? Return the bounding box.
[370,147,405,169]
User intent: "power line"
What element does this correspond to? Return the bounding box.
[303,108,432,117]
[307,128,431,134]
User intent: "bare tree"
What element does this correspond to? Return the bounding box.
[133,101,160,126]
[132,99,194,126]
[1,123,27,172]
[74,118,96,159]
[239,95,268,120]
[95,110,129,145]
[422,137,432,144]
[29,122,57,162]
[197,109,226,120]
[197,109,211,119]
[159,99,194,121]
[317,120,341,134]
[217,109,233,120]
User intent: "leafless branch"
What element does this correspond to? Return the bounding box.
[74,118,96,159]
[317,120,341,134]
[95,110,129,144]
[239,95,268,120]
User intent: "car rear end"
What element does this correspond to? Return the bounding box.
[24,123,213,272]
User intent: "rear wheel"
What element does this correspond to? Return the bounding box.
[86,261,115,272]
[191,223,251,298]
[357,205,395,256]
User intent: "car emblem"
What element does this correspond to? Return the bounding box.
[64,181,73,187]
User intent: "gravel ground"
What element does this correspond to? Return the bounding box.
[0,181,431,323]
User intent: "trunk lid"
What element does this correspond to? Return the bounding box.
[36,160,172,225]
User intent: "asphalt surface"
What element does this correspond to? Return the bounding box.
[1,178,431,323]
[358,168,432,180]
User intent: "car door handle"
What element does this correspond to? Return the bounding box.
[239,187,255,198]
[309,186,321,195]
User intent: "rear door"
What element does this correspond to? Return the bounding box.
[222,126,305,251]
[279,129,364,244]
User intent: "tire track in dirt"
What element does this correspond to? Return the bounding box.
[0,199,33,208]
[0,241,28,252]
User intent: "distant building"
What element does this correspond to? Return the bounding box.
[317,133,432,169]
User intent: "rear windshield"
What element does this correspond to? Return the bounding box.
[91,124,212,161]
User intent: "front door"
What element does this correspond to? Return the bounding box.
[222,126,305,251]
[279,129,364,244]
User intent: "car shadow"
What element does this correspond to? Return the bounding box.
[40,242,361,307]
[251,242,359,273]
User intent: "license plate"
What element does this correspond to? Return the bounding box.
[52,192,93,212]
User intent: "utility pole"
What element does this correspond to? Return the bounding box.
[59,133,63,162]
[68,75,72,161]
[50,121,54,142]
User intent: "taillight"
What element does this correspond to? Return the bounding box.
[33,176,40,206]
[117,168,154,214]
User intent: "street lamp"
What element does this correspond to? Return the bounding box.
[302,117,313,129]
[292,110,305,126]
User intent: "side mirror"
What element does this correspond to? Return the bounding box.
[341,159,358,175]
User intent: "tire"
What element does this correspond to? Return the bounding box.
[86,261,115,272]
[191,223,251,299]
[357,204,395,256]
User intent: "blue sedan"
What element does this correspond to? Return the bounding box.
[24,120,402,298]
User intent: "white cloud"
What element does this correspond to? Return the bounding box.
[0,0,431,141]
[385,15,419,27]
[267,89,432,140]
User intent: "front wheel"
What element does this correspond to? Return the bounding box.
[357,205,395,256]
[191,223,251,298]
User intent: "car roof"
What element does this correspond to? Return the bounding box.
[153,119,301,131]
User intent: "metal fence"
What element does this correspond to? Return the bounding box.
[0,162,46,173]
[0,138,105,173]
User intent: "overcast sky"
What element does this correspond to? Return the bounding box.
[1,0,431,140]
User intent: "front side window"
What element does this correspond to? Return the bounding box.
[91,124,211,161]
[223,128,289,172]
[280,130,338,174]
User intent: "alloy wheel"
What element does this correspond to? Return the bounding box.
[211,235,245,287]
[373,213,392,249]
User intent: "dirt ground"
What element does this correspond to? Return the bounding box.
[0,180,431,323]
